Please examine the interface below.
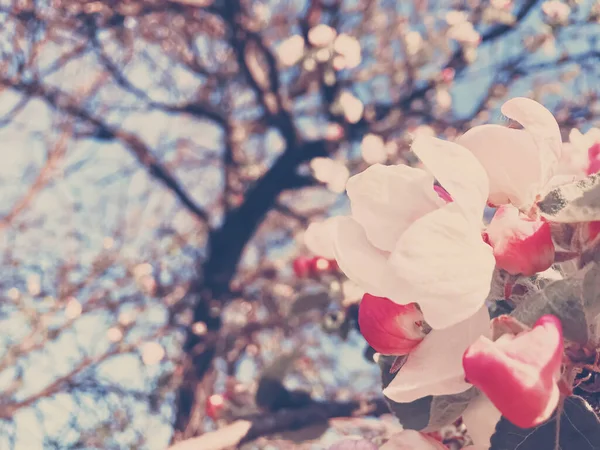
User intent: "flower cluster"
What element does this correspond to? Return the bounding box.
[315,97,600,449]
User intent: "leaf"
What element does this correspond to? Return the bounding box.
[511,278,589,344]
[423,387,480,432]
[538,173,600,222]
[583,263,600,319]
[490,396,600,450]
[378,356,480,431]
[288,291,331,316]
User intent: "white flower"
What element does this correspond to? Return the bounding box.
[447,22,481,46]
[309,157,350,193]
[446,10,469,26]
[331,135,494,329]
[333,34,361,69]
[384,306,491,402]
[457,97,562,210]
[277,35,305,66]
[361,134,387,164]
[304,218,337,259]
[405,31,423,56]
[308,24,337,47]
[542,1,571,24]
[339,91,364,123]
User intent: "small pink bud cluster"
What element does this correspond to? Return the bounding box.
[293,255,339,278]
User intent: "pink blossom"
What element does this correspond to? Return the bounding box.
[379,430,448,450]
[331,135,495,330]
[458,97,562,210]
[483,205,555,276]
[463,315,564,429]
[358,294,425,355]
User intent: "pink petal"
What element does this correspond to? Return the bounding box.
[458,98,561,209]
[380,430,448,450]
[485,205,555,276]
[411,136,489,222]
[332,216,406,299]
[389,204,495,329]
[463,315,564,429]
[358,294,425,355]
[346,164,442,252]
[383,306,490,402]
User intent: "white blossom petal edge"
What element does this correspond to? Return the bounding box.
[383,306,491,402]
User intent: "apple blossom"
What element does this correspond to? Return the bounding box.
[358,294,426,355]
[384,306,491,402]
[277,35,305,66]
[458,97,562,211]
[333,34,361,69]
[379,429,448,450]
[307,24,336,47]
[483,205,555,276]
[304,218,336,260]
[332,135,494,330]
[463,315,564,429]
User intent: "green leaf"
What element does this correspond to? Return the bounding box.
[511,278,589,344]
[490,396,600,450]
[583,263,600,319]
[423,387,480,432]
[288,291,331,316]
[538,173,600,222]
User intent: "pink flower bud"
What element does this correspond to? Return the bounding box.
[587,142,600,175]
[293,256,312,278]
[310,256,332,274]
[463,315,564,429]
[358,294,426,355]
[484,205,554,276]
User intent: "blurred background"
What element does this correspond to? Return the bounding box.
[0,0,599,448]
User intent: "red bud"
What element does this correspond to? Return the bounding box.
[485,205,554,276]
[293,256,312,277]
[205,394,226,420]
[463,315,564,429]
[310,256,332,274]
[358,294,426,355]
[587,142,600,175]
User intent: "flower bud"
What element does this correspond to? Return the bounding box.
[463,315,564,429]
[358,294,426,355]
[293,256,312,278]
[484,205,554,276]
[587,142,600,175]
[310,256,333,274]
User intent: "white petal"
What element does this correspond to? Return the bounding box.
[411,136,488,222]
[346,164,442,252]
[461,394,502,450]
[383,306,490,402]
[332,217,406,299]
[458,98,561,209]
[304,218,336,259]
[388,204,495,329]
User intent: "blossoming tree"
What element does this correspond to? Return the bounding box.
[1,0,600,449]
